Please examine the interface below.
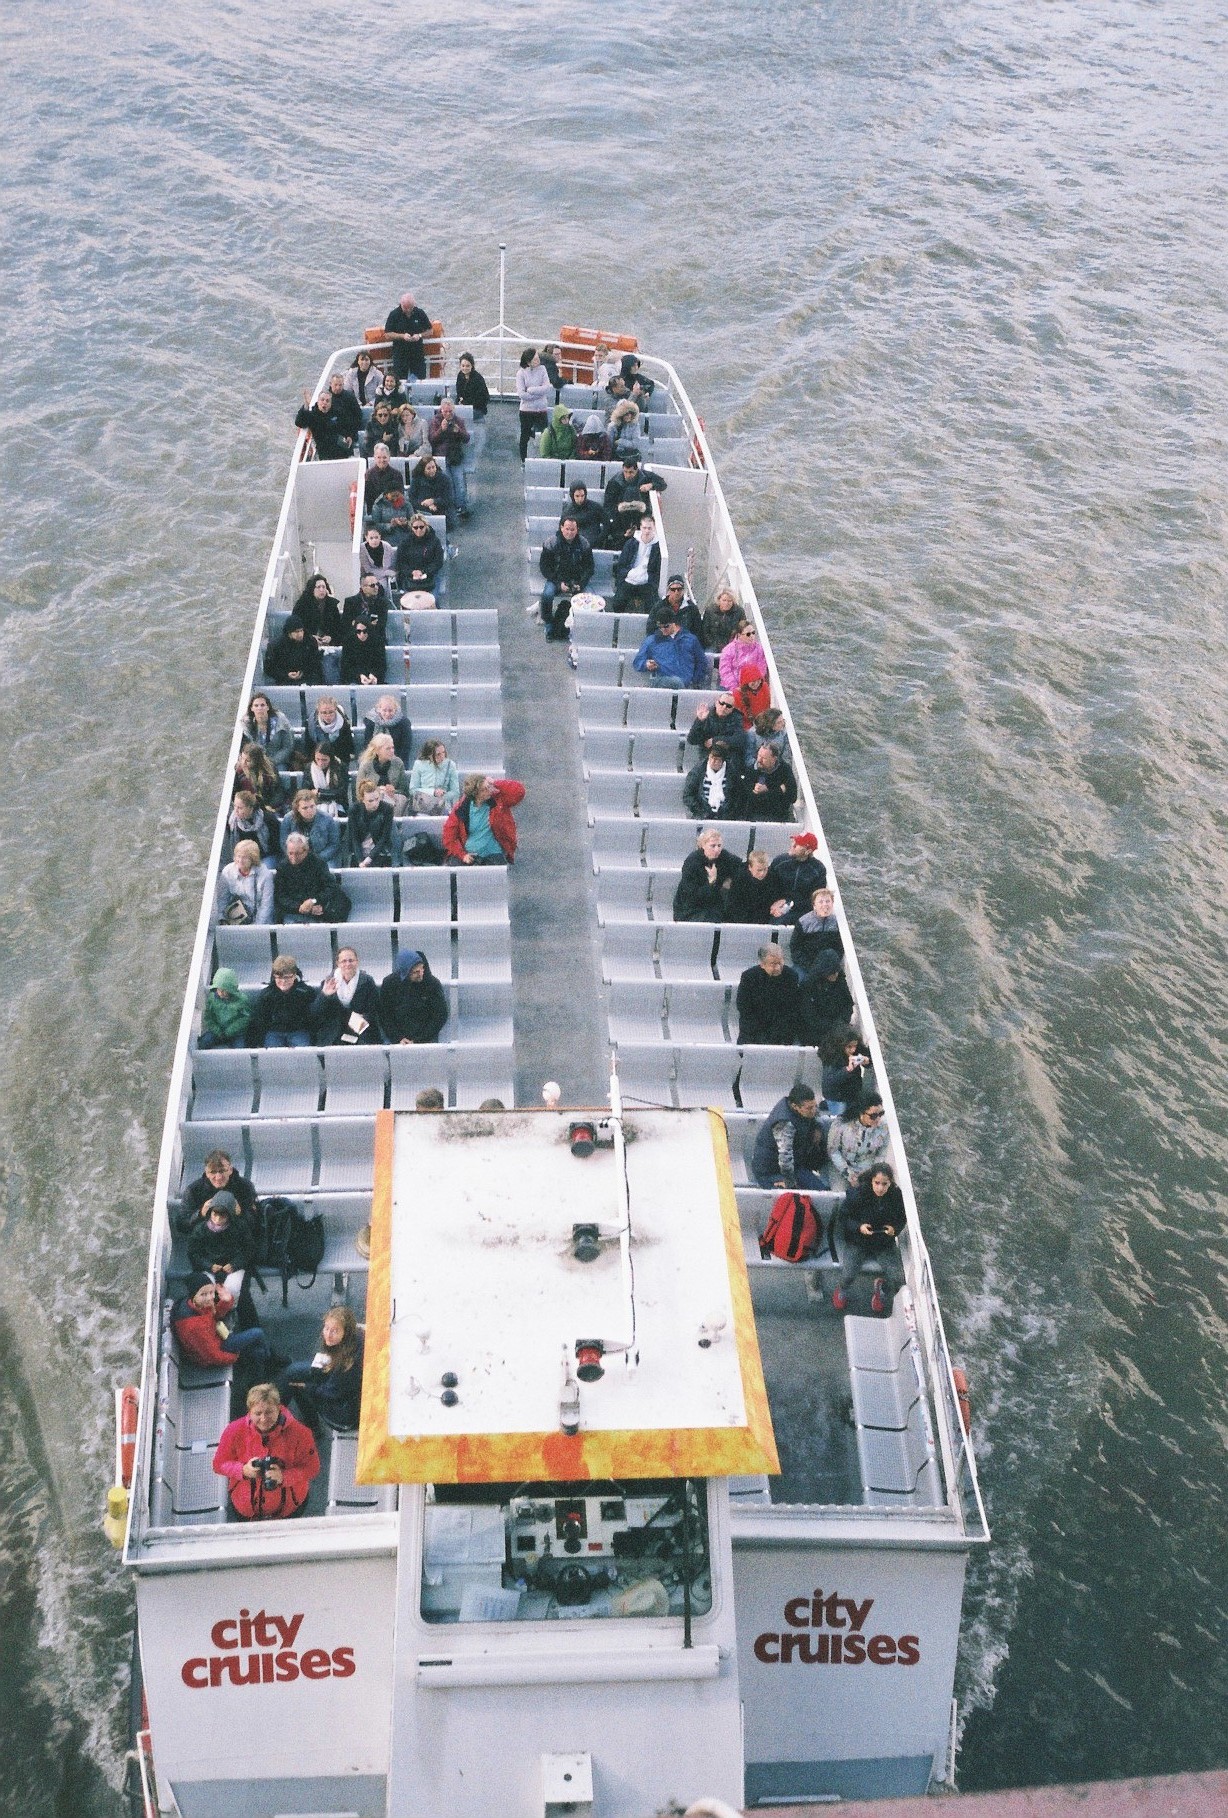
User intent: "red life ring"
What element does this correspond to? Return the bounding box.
[119,1384,140,1487]
[952,1367,972,1434]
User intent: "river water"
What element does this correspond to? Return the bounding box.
[1,1,1225,1810]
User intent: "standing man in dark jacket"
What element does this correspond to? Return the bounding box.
[384,291,433,380]
[327,371,363,443]
[294,389,355,460]
[538,514,595,640]
[752,1083,827,1190]
[736,946,802,1045]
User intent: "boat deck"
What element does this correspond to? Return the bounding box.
[137,375,962,1546]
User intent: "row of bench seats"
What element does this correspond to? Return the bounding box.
[577,683,767,732]
[602,922,802,984]
[212,918,509,989]
[261,634,500,688]
[591,817,798,869]
[612,1043,821,1113]
[525,455,689,494]
[262,682,501,738]
[189,1042,516,1122]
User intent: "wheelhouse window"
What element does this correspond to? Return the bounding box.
[420,1479,712,1624]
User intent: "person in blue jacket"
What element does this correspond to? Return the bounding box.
[631,615,710,689]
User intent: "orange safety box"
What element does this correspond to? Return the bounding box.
[558,325,638,384]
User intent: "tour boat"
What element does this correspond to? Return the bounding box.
[121,287,989,1818]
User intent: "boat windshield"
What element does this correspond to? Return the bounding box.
[420,1478,712,1624]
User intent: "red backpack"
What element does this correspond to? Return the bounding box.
[759,1191,821,1263]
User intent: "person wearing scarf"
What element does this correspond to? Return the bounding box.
[683,743,747,821]
[243,693,295,769]
[377,949,449,1045]
[345,348,382,406]
[346,779,402,867]
[216,839,273,925]
[306,742,349,816]
[309,946,383,1045]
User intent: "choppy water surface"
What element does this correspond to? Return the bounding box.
[1,2,1225,1810]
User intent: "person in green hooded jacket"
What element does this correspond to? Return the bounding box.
[199,968,252,1050]
[537,404,578,461]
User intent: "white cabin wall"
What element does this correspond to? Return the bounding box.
[731,1535,968,1801]
[293,457,363,601]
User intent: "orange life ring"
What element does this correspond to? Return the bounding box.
[952,1367,972,1434]
[119,1384,139,1488]
[348,480,358,534]
[559,325,639,383]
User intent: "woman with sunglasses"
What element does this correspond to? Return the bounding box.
[825,1092,890,1189]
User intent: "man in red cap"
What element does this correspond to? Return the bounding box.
[764,831,827,925]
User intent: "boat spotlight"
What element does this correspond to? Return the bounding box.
[568,1120,597,1157]
[572,1222,602,1263]
[575,1340,605,1382]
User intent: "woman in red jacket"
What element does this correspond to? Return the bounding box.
[213,1384,320,1520]
[442,775,525,865]
[172,1274,272,1376]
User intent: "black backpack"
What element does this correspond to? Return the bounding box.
[257,1197,326,1307]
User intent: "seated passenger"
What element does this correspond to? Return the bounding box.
[346,778,403,867]
[233,742,286,812]
[278,1307,365,1434]
[173,1274,271,1377]
[752,1082,827,1191]
[362,397,399,459]
[305,741,349,816]
[820,1027,874,1116]
[361,694,413,767]
[392,401,430,463]
[831,1163,906,1314]
[601,452,666,547]
[345,347,381,408]
[306,694,355,766]
[263,611,323,687]
[699,586,747,653]
[379,950,450,1044]
[718,620,768,692]
[370,485,411,549]
[326,370,363,444]
[576,411,613,462]
[442,775,525,866]
[672,827,741,923]
[364,442,403,512]
[724,849,783,925]
[294,388,354,461]
[647,575,704,641]
[736,945,803,1046]
[798,948,855,1048]
[213,1383,320,1521]
[765,833,827,923]
[825,1092,890,1187]
[562,480,604,544]
[341,573,390,636]
[339,611,386,686]
[310,946,383,1045]
[395,514,445,600]
[746,744,798,821]
[198,967,253,1051]
[608,397,643,456]
[216,839,273,926]
[224,790,280,867]
[281,787,342,866]
[620,352,655,398]
[176,1148,260,1235]
[789,886,843,977]
[750,706,789,761]
[537,404,576,460]
[355,733,409,815]
[186,1190,256,1296]
[359,524,398,594]
[683,742,748,821]
[611,519,661,613]
[408,738,461,815]
[416,1087,446,1111]
[243,692,296,770]
[428,399,470,512]
[538,513,595,641]
[685,691,750,771]
[373,368,406,410]
[631,614,710,689]
[246,954,317,1047]
[409,454,455,530]
[273,835,352,925]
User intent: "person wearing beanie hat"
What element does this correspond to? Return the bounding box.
[377,949,449,1046]
[764,832,828,924]
[172,1273,272,1376]
[198,968,252,1050]
[647,574,704,641]
[798,948,856,1049]
[187,1190,256,1296]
